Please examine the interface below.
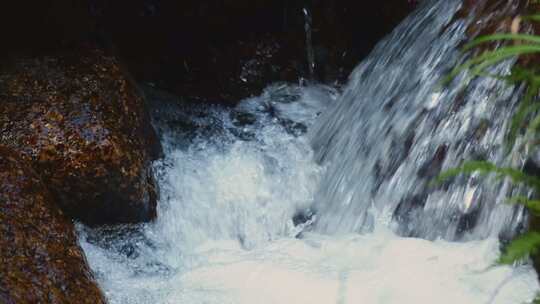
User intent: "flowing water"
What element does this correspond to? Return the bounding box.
[310,0,526,241]
[303,6,315,78]
[79,0,540,303]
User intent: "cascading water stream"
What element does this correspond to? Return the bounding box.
[310,0,526,240]
[303,6,316,79]
[78,0,540,303]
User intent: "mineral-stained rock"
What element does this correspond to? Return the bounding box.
[0,146,106,304]
[0,47,162,225]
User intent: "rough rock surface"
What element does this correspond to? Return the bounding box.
[0,47,161,225]
[0,146,106,304]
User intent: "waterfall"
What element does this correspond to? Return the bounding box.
[78,1,540,303]
[310,0,526,240]
[303,7,316,79]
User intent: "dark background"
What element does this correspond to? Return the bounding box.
[0,0,416,103]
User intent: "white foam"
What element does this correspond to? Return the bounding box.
[79,84,539,304]
[176,232,538,304]
[82,229,539,304]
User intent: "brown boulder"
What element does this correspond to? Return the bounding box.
[0,146,106,304]
[0,47,161,225]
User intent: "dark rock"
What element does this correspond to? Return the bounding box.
[81,224,150,260]
[0,47,162,225]
[0,146,106,304]
[461,0,524,37]
[229,128,257,142]
[279,119,308,137]
[456,204,482,236]
[530,213,540,279]
[293,210,315,227]
[417,145,448,179]
[394,194,427,221]
[292,209,316,239]
[473,119,490,141]
[231,111,257,127]
[452,0,540,70]
[371,132,416,194]
[524,150,540,178]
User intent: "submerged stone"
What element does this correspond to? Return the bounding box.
[0,146,105,304]
[0,47,162,225]
[231,111,257,127]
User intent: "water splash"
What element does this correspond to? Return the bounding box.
[310,0,526,240]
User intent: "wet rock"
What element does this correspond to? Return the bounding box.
[0,47,162,225]
[465,0,523,33]
[452,0,540,71]
[453,0,527,50]
[292,209,316,239]
[293,210,316,227]
[523,148,540,178]
[229,128,257,142]
[81,224,150,260]
[417,145,448,179]
[473,119,490,141]
[0,146,105,304]
[393,193,428,236]
[231,111,257,127]
[281,119,308,137]
[456,204,482,237]
[530,214,540,279]
[523,153,540,177]
[168,34,305,105]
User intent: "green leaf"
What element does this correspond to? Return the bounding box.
[498,232,540,264]
[522,15,540,22]
[437,161,540,191]
[470,45,540,74]
[436,161,495,183]
[442,45,540,85]
[463,33,540,51]
[507,196,540,215]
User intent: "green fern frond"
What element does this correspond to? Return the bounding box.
[436,161,495,182]
[442,45,540,85]
[463,33,540,51]
[437,161,540,191]
[507,196,540,215]
[469,45,540,75]
[522,15,540,22]
[498,232,540,264]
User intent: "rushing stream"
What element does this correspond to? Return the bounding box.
[79,0,540,303]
